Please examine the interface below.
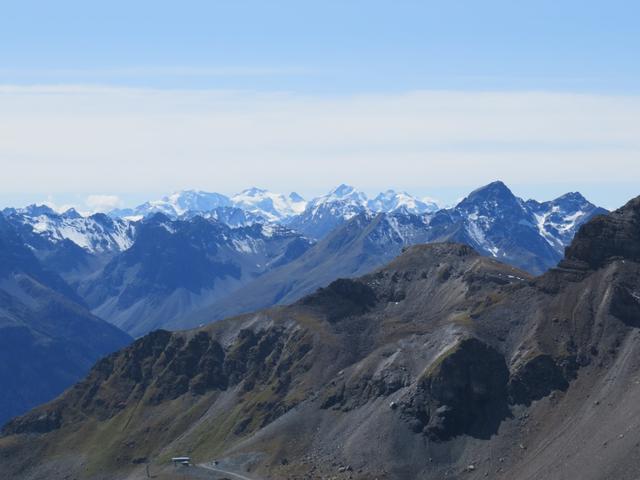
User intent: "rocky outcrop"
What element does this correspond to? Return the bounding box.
[563,196,640,270]
[2,325,316,437]
[508,354,570,406]
[301,278,377,321]
[401,338,510,441]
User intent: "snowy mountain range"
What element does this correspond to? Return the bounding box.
[107,185,438,226]
[2,205,135,254]
[1,182,604,266]
[424,181,607,274]
[0,181,607,336]
[368,189,439,214]
[231,188,307,221]
[109,188,307,222]
[190,182,607,323]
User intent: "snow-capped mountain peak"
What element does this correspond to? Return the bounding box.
[320,184,368,205]
[2,206,136,254]
[237,187,268,197]
[231,188,307,221]
[526,191,607,248]
[60,208,83,219]
[19,204,58,217]
[455,180,527,220]
[110,190,232,219]
[167,190,231,215]
[289,192,305,203]
[368,190,438,214]
[459,180,517,205]
[286,185,369,239]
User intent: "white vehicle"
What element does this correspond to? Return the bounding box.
[171,456,191,467]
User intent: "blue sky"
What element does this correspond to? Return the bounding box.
[0,0,639,210]
[3,0,639,92]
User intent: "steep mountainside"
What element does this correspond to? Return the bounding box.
[3,195,639,480]
[80,214,313,336]
[423,181,590,273]
[0,214,131,427]
[187,211,433,324]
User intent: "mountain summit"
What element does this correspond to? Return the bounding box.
[368,190,439,214]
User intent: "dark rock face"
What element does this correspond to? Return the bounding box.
[320,366,410,412]
[609,283,640,328]
[150,331,226,402]
[403,338,510,441]
[508,355,570,406]
[301,278,377,321]
[563,196,640,270]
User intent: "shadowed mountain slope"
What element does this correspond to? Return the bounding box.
[79,214,313,336]
[0,214,132,427]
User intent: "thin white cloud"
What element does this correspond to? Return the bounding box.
[85,194,122,212]
[0,85,638,198]
[0,66,311,78]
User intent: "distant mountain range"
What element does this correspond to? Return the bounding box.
[186,181,607,324]
[1,181,606,338]
[107,185,440,224]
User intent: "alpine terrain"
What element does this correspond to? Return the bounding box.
[2,193,638,480]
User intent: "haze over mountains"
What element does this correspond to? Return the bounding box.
[2,193,639,480]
